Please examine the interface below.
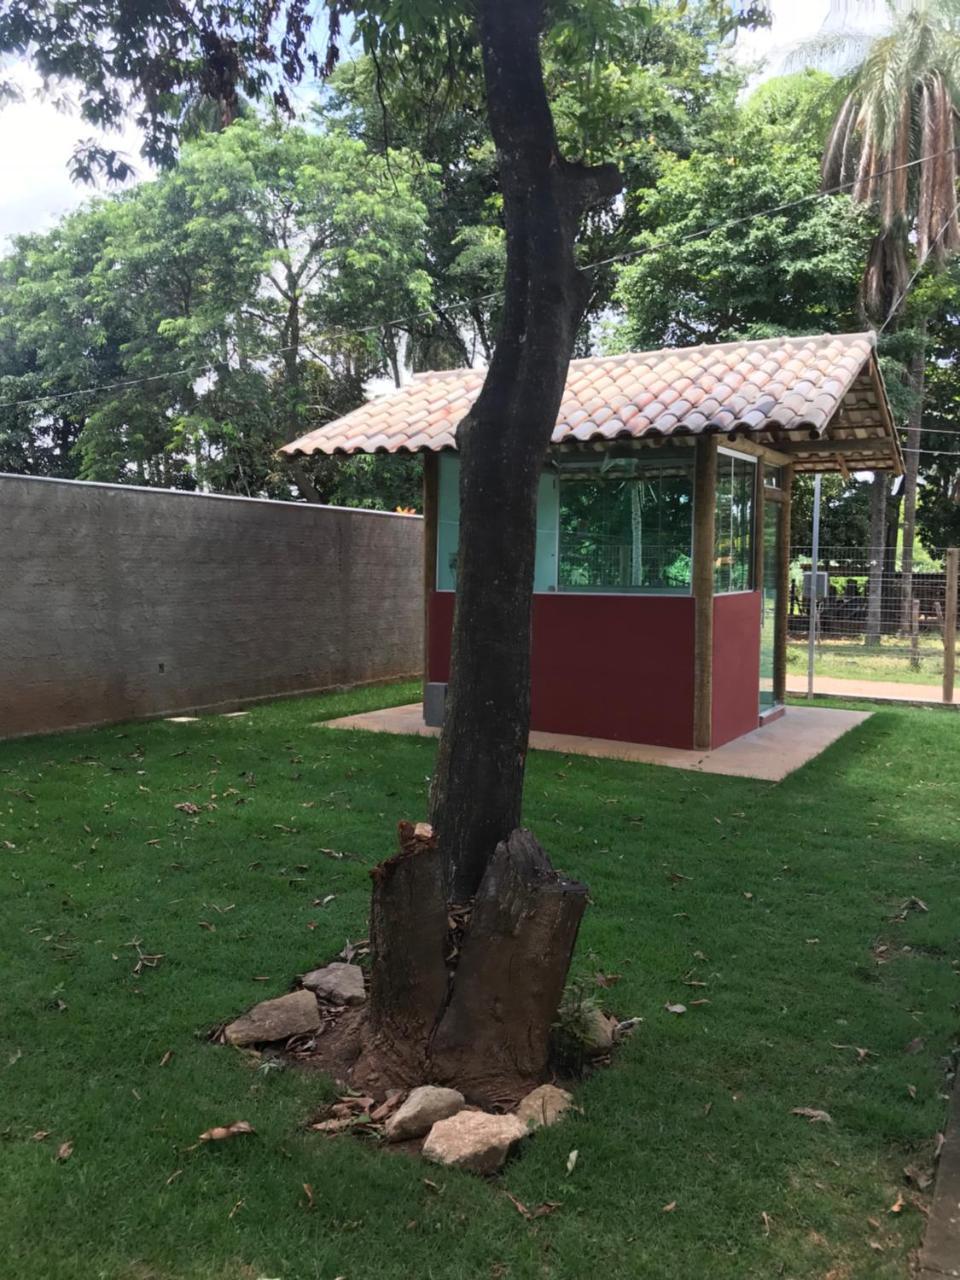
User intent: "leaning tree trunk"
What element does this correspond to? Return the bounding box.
[353,0,620,1102]
[427,0,620,903]
[899,332,926,630]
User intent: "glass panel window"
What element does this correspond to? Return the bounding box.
[714,452,756,593]
[436,453,559,592]
[558,457,694,593]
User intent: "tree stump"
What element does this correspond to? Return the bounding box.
[353,823,588,1106]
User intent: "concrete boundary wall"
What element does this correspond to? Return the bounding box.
[1,475,424,739]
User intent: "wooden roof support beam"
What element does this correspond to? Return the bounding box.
[718,434,793,468]
[777,438,896,457]
[693,435,718,752]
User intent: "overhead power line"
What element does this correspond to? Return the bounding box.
[1,143,959,414]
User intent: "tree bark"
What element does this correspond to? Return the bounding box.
[427,0,620,901]
[865,472,888,646]
[899,331,926,630]
[429,829,588,1103]
[353,824,588,1105]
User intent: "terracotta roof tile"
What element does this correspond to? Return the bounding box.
[281,332,900,472]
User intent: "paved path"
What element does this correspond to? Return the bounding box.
[319,703,870,782]
[786,674,956,706]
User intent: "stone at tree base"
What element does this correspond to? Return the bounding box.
[422,1110,528,1175]
[300,962,365,1005]
[582,1008,618,1055]
[384,1086,465,1142]
[224,989,320,1045]
[515,1084,574,1130]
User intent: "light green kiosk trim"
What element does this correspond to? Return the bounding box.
[436,453,559,593]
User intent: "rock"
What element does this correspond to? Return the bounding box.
[422,1110,528,1175]
[384,1086,465,1142]
[582,1008,618,1055]
[224,989,320,1046]
[301,962,365,1006]
[515,1084,574,1131]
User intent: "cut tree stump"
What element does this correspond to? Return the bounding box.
[322,824,588,1107]
[429,829,588,1103]
[351,821,449,1086]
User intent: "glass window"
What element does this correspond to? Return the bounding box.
[557,457,694,593]
[714,452,756,593]
[435,453,558,592]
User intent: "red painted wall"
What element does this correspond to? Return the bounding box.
[428,591,697,749]
[711,592,762,748]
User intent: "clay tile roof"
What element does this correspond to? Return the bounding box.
[281,332,902,472]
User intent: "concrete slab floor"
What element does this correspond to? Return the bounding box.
[317,703,871,782]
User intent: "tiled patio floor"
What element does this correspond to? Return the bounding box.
[317,703,871,782]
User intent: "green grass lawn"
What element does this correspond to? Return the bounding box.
[2,681,959,1280]
[788,636,955,687]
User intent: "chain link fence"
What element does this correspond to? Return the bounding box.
[787,545,959,701]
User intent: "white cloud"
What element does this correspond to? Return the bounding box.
[0,65,146,246]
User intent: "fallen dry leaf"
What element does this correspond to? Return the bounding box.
[369,1091,404,1123]
[198,921,216,931]
[907,1084,917,1099]
[309,1117,357,1134]
[904,1036,925,1055]
[505,1192,557,1219]
[31,1130,50,1142]
[594,972,622,989]
[174,802,202,815]
[302,1183,314,1209]
[761,1211,772,1235]
[566,1149,578,1175]
[662,1201,677,1213]
[889,1192,905,1214]
[664,1003,687,1015]
[903,1164,933,1190]
[164,1168,183,1186]
[56,1140,73,1162]
[423,1178,442,1194]
[199,1120,255,1143]
[934,1131,946,1160]
[791,1107,833,1124]
[228,1198,244,1219]
[159,1050,173,1067]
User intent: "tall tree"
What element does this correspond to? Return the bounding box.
[0,116,432,502]
[613,71,873,350]
[802,0,960,634]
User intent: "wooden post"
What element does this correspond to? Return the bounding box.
[910,598,920,671]
[754,462,765,597]
[773,465,793,706]
[422,451,439,701]
[693,436,718,750]
[944,547,958,705]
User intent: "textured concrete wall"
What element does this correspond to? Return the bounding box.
[1,475,423,738]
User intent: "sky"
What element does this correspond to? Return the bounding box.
[0,1,865,247]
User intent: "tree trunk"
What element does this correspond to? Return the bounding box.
[346,0,618,1103]
[865,473,888,646]
[427,0,620,902]
[899,332,926,630]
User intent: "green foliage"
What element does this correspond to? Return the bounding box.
[611,73,874,350]
[0,116,432,504]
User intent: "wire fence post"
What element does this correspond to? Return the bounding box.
[944,547,958,706]
[807,473,822,700]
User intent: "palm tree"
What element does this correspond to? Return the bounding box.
[795,0,960,639]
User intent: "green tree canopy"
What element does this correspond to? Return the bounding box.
[611,72,875,350]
